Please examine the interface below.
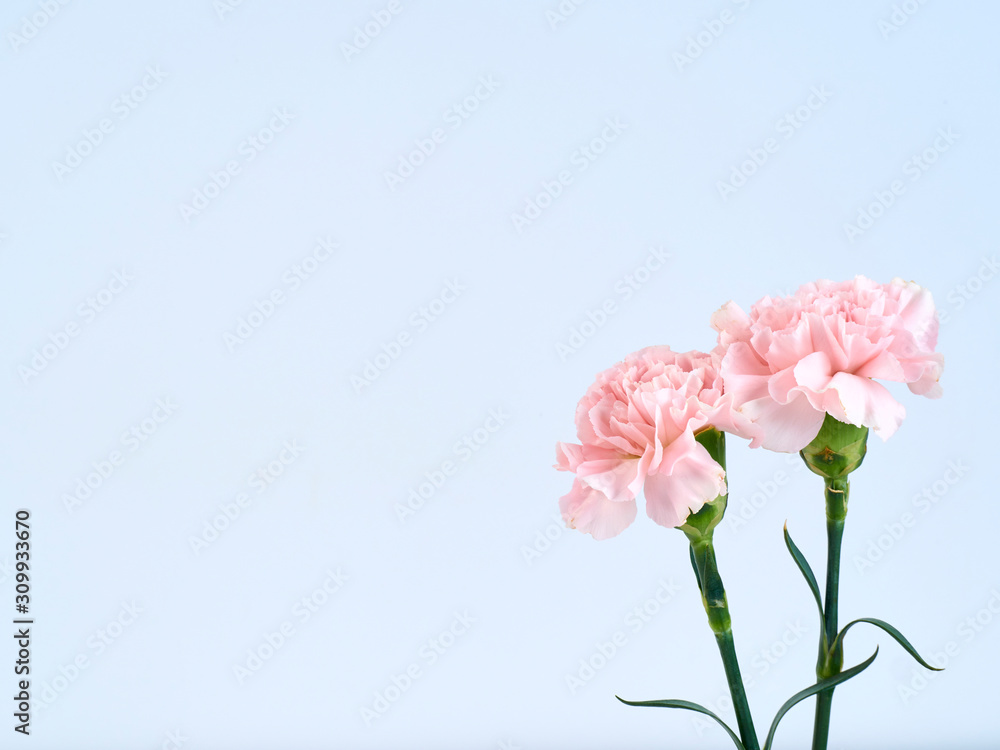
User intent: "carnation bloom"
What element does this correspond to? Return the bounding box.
[711,276,943,453]
[555,347,757,540]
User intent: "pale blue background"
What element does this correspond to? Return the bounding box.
[1,1,998,748]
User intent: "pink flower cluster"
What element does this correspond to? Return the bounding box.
[555,276,943,539]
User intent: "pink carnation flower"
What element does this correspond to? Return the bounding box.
[555,347,757,540]
[711,276,943,453]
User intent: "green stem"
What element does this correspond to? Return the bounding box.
[822,483,847,652]
[690,539,759,750]
[812,690,833,750]
[812,477,849,750]
[716,629,758,750]
[682,428,758,750]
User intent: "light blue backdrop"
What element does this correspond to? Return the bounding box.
[1,1,998,748]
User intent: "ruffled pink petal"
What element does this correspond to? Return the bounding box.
[824,372,906,440]
[767,365,801,404]
[905,352,944,398]
[853,349,906,382]
[643,440,726,529]
[554,442,584,472]
[572,398,597,446]
[631,448,656,500]
[740,391,826,452]
[793,350,834,393]
[892,278,939,352]
[710,301,751,344]
[767,323,817,373]
[555,442,623,471]
[719,342,772,405]
[806,312,849,372]
[702,392,762,443]
[614,418,655,454]
[559,480,637,540]
[640,388,685,447]
[576,456,642,503]
[587,396,636,454]
[668,399,706,442]
[653,428,701,477]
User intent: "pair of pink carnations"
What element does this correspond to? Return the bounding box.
[555,276,944,540]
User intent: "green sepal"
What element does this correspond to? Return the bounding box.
[834,618,942,672]
[800,414,868,480]
[616,696,746,750]
[762,648,879,750]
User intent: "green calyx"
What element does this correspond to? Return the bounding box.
[800,414,868,481]
[688,538,732,634]
[679,427,728,543]
[679,428,732,635]
[817,634,845,680]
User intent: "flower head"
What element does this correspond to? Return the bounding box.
[555,346,756,539]
[711,276,943,453]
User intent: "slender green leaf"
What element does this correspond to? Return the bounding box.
[616,696,745,750]
[783,523,824,623]
[763,648,879,750]
[835,617,942,672]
